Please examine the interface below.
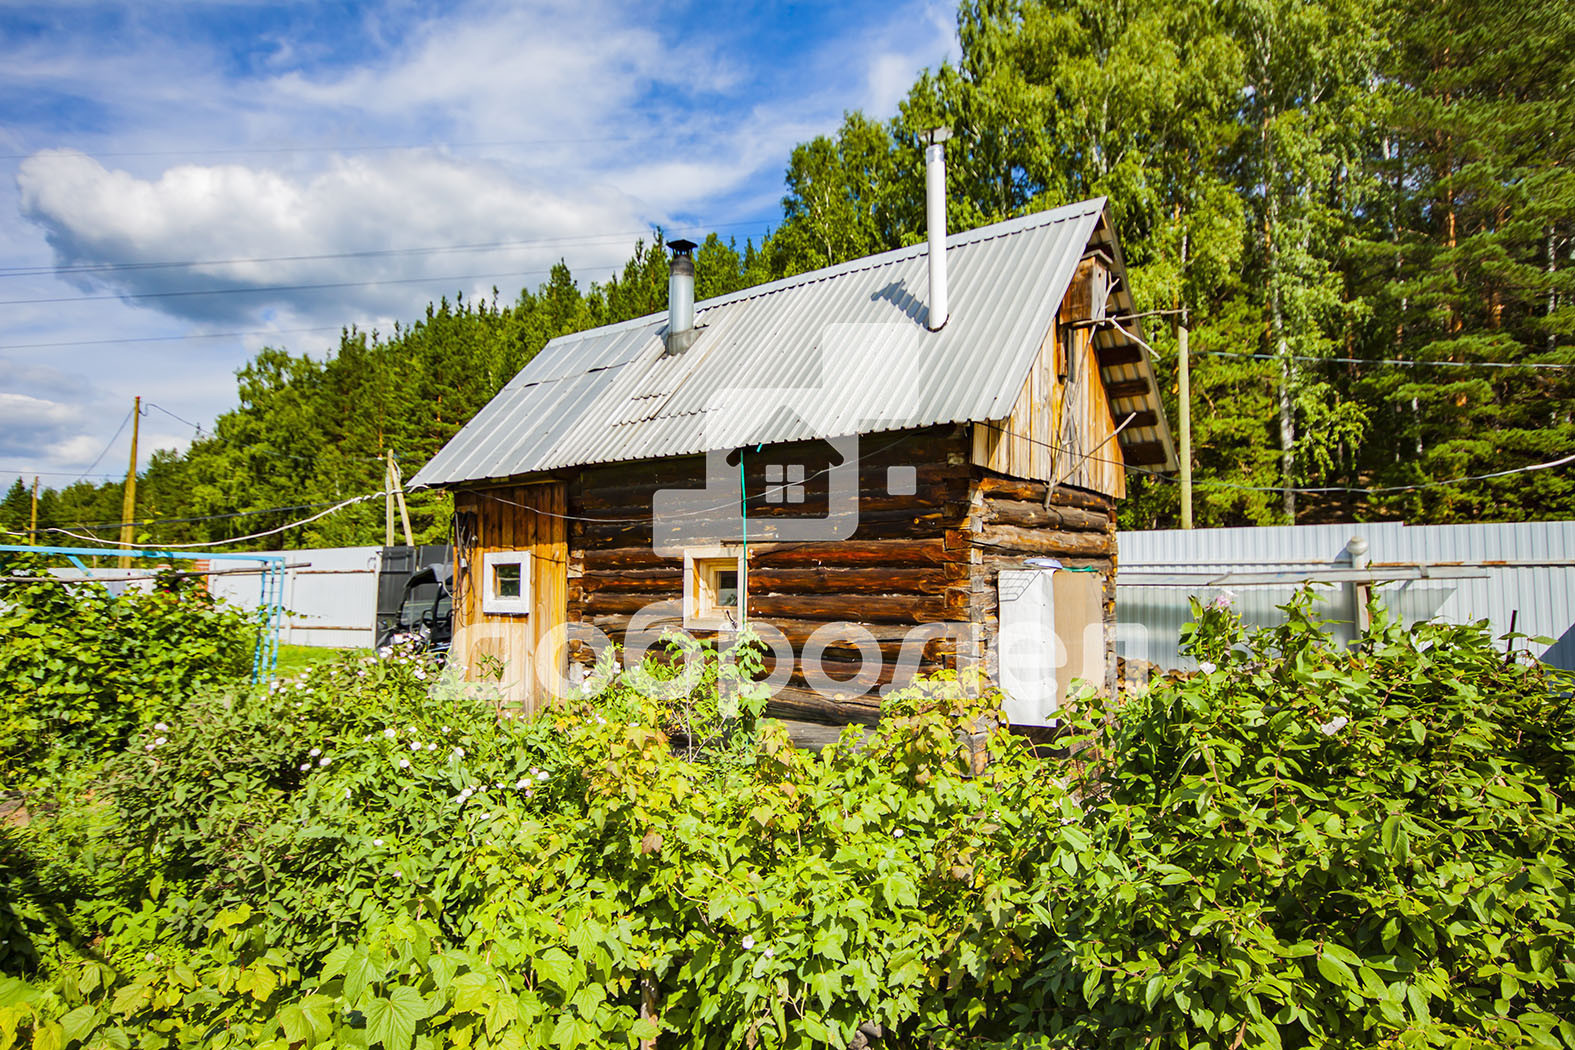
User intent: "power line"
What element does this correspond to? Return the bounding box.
[0,222,767,279]
[0,263,626,308]
[21,490,390,549]
[0,134,640,163]
[451,432,922,524]
[0,466,125,479]
[977,422,1575,495]
[1196,348,1572,371]
[0,326,345,352]
[69,407,134,483]
[7,494,389,535]
[144,402,207,434]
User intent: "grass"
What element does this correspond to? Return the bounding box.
[274,644,360,678]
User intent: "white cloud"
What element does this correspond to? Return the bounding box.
[2,0,959,476]
[17,148,649,324]
[0,391,82,427]
[863,2,960,116]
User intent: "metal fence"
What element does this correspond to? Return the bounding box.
[210,546,382,649]
[1116,520,1575,672]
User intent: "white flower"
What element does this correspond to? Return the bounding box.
[309,747,321,757]
[344,787,352,799]
[398,758,410,769]
[1317,715,1349,736]
[145,743,155,751]
[1208,590,1237,611]
[153,722,169,732]
[536,770,549,782]
[763,947,774,959]
[373,838,384,847]
[893,829,904,838]
[1198,661,1217,674]
[319,756,331,767]
[407,725,418,735]
[413,668,427,681]
[300,763,310,771]
[478,811,491,821]
[452,747,465,758]
[594,715,607,725]
[458,788,473,800]
[426,743,437,751]
[409,741,422,751]
[515,778,530,789]
[153,736,167,746]
[442,726,451,734]
[383,728,397,739]
[741,935,755,950]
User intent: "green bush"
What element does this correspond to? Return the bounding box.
[0,556,255,780]
[1,604,1572,1049]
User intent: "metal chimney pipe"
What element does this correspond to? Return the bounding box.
[924,127,952,332]
[666,238,698,354]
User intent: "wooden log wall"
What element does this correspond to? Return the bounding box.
[452,429,1123,729]
[566,425,976,725]
[963,472,1119,700]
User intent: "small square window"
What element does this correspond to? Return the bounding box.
[683,548,745,630]
[481,551,531,615]
[887,464,916,496]
[785,464,805,503]
[764,462,807,504]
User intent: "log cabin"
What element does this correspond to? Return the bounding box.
[412,182,1177,730]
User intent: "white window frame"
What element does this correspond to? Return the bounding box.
[481,550,532,616]
[683,546,745,630]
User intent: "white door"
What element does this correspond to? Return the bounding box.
[997,569,1058,726]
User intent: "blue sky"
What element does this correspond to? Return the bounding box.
[0,0,957,484]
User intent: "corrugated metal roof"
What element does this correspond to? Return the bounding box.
[414,197,1176,487]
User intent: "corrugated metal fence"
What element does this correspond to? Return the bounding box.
[211,546,382,649]
[1117,521,1575,672]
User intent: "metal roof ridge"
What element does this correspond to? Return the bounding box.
[692,197,1107,316]
[531,197,1113,350]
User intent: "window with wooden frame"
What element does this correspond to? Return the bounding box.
[683,547,745,630]
[481,550,531,616]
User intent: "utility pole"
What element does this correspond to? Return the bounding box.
[384,454,395,548]
[118,396,141,568]
[1176,227,1194,530]
[383,452,413,548]
[29,476,39,546]
[390,451,413,547]
[1178,318,1193,529]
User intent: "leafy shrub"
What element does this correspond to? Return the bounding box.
[1,602,1572,1049]
[0,556,254,780]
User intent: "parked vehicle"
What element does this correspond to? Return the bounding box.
[375,560,453,663]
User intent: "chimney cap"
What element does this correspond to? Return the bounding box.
[667,238,698,255]
[923,126,953,146]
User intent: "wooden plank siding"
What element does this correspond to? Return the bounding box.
[451,482,568,712]
[970,255,1127,499]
